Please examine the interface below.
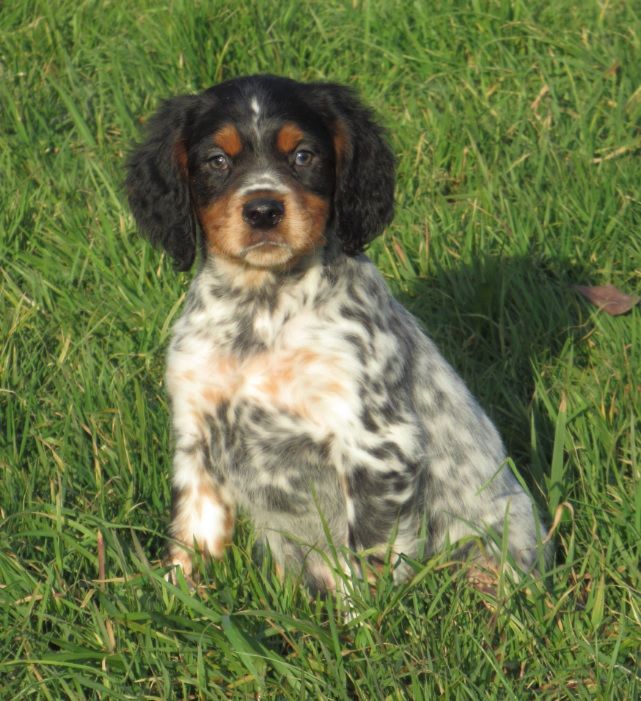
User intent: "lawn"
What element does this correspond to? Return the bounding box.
[1,0,640,698]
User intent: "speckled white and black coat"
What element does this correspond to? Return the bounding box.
[127,75,546,591]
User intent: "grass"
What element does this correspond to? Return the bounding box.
[1,0,640,697]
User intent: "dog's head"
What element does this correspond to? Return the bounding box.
[126,75,395,272]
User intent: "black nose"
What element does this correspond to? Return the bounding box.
[242,198,284,229]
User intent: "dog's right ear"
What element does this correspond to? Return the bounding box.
[126,95,201,271]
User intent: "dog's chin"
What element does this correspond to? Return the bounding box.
[239,241,296,269]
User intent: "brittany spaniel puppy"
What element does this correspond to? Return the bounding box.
[126,75,546,592]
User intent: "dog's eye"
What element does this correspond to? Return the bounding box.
[207,152,230,170]
[293,149,314,167]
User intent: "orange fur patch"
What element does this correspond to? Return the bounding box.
[247,348,350,421]
[198,190,290,268]
[198,187,329,272]
[170,481,235,560]
[213,123,243,156]
[201,386,226,404]
[197,191,246,259]
[281,190,329,261]
[175,139,188,177]
[299,191,330,243]
[276,122,305,154]
[178,346,350,423]
[332,119,350,173]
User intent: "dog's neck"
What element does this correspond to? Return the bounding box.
[198,233,345,297]
[180,240,354,355]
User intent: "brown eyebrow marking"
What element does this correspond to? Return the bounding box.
[213,124,243,156]
[331,119,350,172]
[276,122,305,154]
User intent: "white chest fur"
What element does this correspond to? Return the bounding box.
[169,341,354,430]
[166,283,362,445]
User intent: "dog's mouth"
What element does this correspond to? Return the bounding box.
[238,239,295,269]
[240,239,293,258]
[241,240,291,253]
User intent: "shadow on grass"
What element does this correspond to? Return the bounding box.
[395,252,591,498]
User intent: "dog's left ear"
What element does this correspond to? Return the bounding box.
[126,94,202,271]
[307,83,395,254]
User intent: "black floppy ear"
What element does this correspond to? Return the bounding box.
[126,95,201,271]
[308,84,395,254]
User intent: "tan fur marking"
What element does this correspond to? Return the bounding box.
[277,190,329,263]
[299,192,330,245]
[251,347,349,421]
[199,192,291,270]
[175,140,188,177]
[167,547,194,579]
[254,349,315,399]
[308,561,338,591]
[170,481,235,562]
[222,501,234,544]
[276,122,305,154]
[201,386,226,404]
[332,119,350,172]
[197,184,330,273]
[466,557,500,597]
[179,347,349,424]
[198,355,241,405]
[213,123,243,156]
[197,192,247,260]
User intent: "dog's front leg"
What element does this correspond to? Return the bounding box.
[166,428,235,581]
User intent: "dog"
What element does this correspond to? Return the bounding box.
[126,75,547,592]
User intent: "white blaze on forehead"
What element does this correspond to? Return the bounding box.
[239,173,289,196]
[241,95,291,194]
[249,95,265,141]
[250,95,261,134]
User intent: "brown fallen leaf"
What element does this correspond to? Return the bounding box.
[573,284,640,316]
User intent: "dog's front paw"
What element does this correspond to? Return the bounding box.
[164,548,196,588]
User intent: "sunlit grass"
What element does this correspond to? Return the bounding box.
[1,0,640,698]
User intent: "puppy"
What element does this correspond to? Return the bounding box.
[126,75,546,592]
